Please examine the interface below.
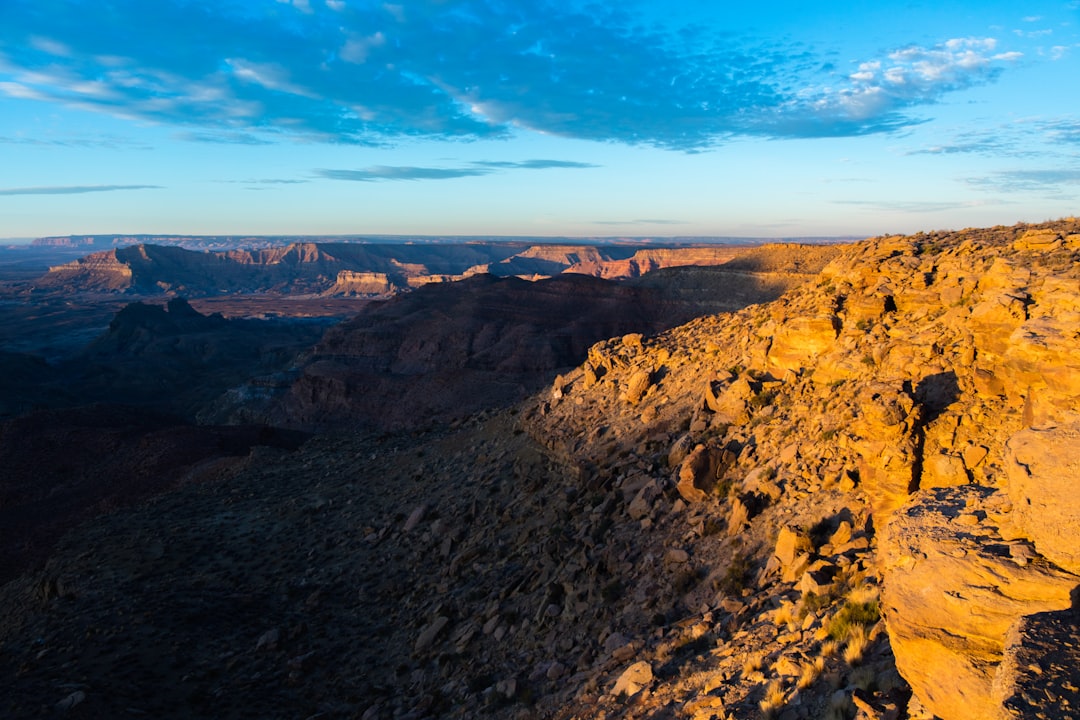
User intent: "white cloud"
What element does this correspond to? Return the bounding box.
[340,32,385,64]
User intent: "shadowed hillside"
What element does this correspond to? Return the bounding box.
[0,222,1077,719]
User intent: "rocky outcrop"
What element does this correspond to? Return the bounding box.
[1005,422,1080,575]
[880,486,1078,720]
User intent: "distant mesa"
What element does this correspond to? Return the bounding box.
[29,240,839,298]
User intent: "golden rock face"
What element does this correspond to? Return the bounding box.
[531,219,1080,720]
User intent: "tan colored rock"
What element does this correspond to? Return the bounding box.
[1000,317,1080,425]
[1013,229,1062,251]
[668,433,696,468]
[677,445,721,503]
[612,660,653,697]
[774,527,813,568]
[704,376,753,424]
[881,486,1078,720]
[850,383,920,520]
[921,452,968,489]
[766,315,840,372]
[623,368,653,405]
[1005,420,1080,574]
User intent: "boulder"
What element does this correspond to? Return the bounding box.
[623,368,653,405]
[849,383,920,520]
[766,315,840,373]
[1005,421,1080,574]
[612,660,653,697]
[677,445,721,503]
[880,486,1078,720]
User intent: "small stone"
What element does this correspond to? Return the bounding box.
[546,661,567,680]
[403,505,428,532]
[414,616,450,653]
[613,660,653,697]
[55,691,86,712]
[665,548,690,564]
[955,513,980,526]
[256,628,280,652]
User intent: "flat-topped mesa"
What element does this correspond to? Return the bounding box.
[41,249,133,291]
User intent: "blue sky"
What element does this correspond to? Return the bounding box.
[0,0,1078,239]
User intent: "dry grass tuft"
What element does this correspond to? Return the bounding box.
[843,624,870,665]
[819,638,840,658]
[797,656,826,690]
[742,653,764,676]
[773,601,797,631]
[757,680,785,718]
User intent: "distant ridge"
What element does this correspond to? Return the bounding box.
[30,233,861,252]
[30,240,844,298]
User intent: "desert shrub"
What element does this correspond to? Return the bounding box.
[798,657,826,690]
[758,680,785,718]
[827,596,880,642]
[749,387,778,409]
[717,552,752,595]
[842,624,870,665]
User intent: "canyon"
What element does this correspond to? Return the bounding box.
[0,221,1077,719]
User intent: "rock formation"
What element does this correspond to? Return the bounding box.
[0,219,1077,720]
[30,240,837,298]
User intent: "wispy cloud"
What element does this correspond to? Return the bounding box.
[0,2,1027,150]
[0,134,150,149]
[219,178,309,185]
[471,160,598,170]
[316,159,598,182]
[835,199,996,212]
[755,38,1022,138]
[592,218,688,225]
[966,168,1080,193]
[173,131,276,145]
[0,184,162,196]
[906,118,1080,158]
[316,166,490,182]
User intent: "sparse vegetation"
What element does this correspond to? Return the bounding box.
[798,656,826,690]
[717,551,752,595]
[758,679,786,718]
[773,601,797,631]
[749,387,779,409]
[827,591,880,644]
[819,639,840,658]
[842,624,870,665]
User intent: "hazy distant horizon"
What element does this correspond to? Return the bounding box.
[2,233,868,247]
